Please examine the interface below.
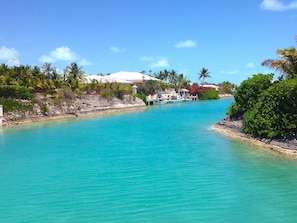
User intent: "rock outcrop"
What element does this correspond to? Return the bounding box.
[2,94,146,127]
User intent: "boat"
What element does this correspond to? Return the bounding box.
[167,96,186,103]
[154,99,168,105]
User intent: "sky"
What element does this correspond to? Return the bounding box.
[0,0,296,85]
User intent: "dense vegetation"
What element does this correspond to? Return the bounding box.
[227,74,273,118]
[0,62,224,115]
[228,44,297,140]
[188,84,220,100]
[243,78,297,139]
[0,62,134,113]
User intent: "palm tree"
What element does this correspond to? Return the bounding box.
[41,63,55,79]
[168,70,178,86]
[0,64,10,85]
[64,62,85,91]
[262,47,297,79]
[164,69,170,83]
[198,68,211,84]
[176,74,190,89]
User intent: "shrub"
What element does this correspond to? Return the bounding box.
[218,81,233,94]
[199,88,219,100]
[0,98,33,112]
[243,78,297,139]
[40,102,48,115]
[227,73,273,118]
[0,85,34,100]
[135,93,147,104]
[114,89,126,100]
[100,89,114,100]
[188,84,208,95]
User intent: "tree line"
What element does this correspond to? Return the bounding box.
[0,59,233,105]
[0,62,84,92]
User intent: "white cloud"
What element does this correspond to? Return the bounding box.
[150,58,169,68]
[0,46,19,60]
[110,46,125,53]
[261,0,297,11]
[80,58,91,66]
[39,55,56,63]
[38,46,92,66]
[110,46,120,52]
[140,55,169,68]
[175,40,196,48]
[246,62,255,68]
[50,46,78,61]
[7,59,20,66]
[139,56,153,61]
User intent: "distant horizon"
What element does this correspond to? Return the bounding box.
[1,0,296,85]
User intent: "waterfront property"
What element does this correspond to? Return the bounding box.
[147,88,197,105]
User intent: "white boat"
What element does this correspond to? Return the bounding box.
[167,97,186,103]
[154,99,168,105]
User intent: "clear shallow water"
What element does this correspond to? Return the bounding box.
[1,99,297,222]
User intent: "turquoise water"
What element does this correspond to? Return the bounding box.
[1,99,297,222]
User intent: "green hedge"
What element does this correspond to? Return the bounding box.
[0,85,34,100]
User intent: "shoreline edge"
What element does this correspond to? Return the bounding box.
[211,120,297,158]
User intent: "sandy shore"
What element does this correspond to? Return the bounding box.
[211,119,297,157]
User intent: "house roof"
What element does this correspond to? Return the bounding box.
[107,71,160,83]
[85,75,133,84]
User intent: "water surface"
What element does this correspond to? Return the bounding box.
[1,99,297,222]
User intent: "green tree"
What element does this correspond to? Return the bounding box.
[64,62,84,91]
[262,47,297,79]
[243,78,297,139]
[218,81,233,94]
[176,74,189,89]
[227,73,273,118]
[42,63,55,79]
[199,88,219,100]
[198,68,211,84]
[168,70,178,86]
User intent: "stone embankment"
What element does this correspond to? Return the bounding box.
[2,94,146,127]
[211,118,297,157]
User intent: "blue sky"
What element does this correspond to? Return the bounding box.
[0,0,296,84]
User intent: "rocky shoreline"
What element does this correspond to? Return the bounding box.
[211,119,297,157]
[2,94,147,127]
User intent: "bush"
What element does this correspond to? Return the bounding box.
[114,89,126,100]
[188,84,208,95]
[0,98,33,112]
[0,85,34,100]
[243,78,297,139]
[100,89,114,100]
[199,88,219,100]
[40,102,48,115]
[228,73,273,118]
[135,93,147,104]
[218,81,233,94]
